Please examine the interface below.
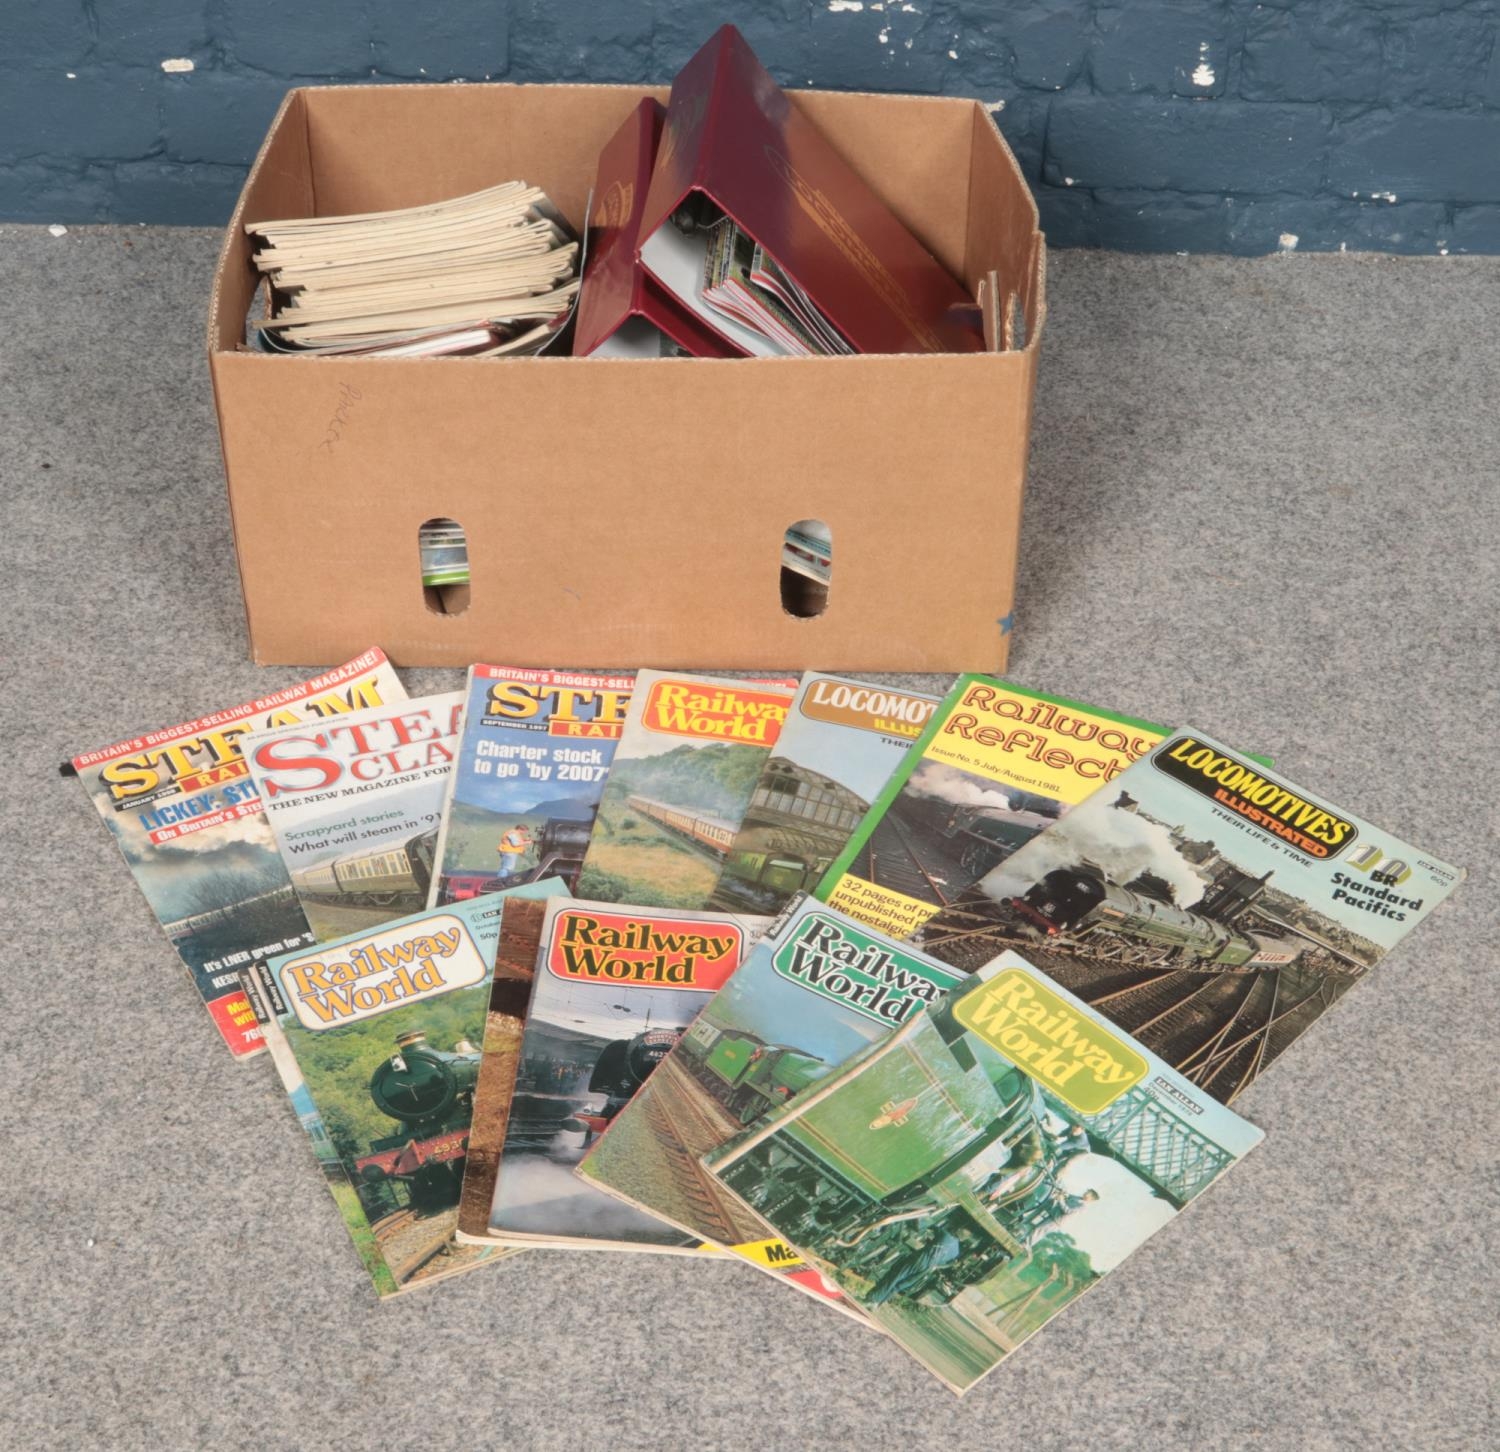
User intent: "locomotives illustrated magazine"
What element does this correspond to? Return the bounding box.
[817,677,1163,943]
[71,648,407,1059]
[577,896,966,1309]
[705,952,1264,1394]
[241,691,465,943]
[576,669,797,909]
[255,879,564,1297]
[707,673,938,917]
[917,731,1465,1104]
[428,666,635,907]
[480,897,766,1252]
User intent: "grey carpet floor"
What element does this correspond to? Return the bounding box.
[2,226,1495,1451]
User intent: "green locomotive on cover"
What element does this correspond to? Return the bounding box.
[677,1016,826,1125]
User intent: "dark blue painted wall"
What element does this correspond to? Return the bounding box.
[3,0,1498,253]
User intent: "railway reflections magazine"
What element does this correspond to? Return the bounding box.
[576,669,796,909]
[242,691,465,943]
[917,732,1465,1104]
[253,879,565,1296]
[478,897,768,1252]
[428,666,635,907]
[70,648,408,1059]
[704,952,1264,1394]
[578,896,966,1310]
[817,677,1164,943]
[707,673,939,917]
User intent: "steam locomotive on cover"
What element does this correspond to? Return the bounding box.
[354,1028,481,1216]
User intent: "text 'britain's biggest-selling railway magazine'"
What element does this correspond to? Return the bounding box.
[255,879,565,1297]
[578,896,967,1311]
[241,691,464,944]
[71,648,408,1058]
[707,673,938,917]
[916,731,1465,1104]
[482,897,767,1253]
[427,666,635,908]
[576,669,797,910]
[816,676,1164,942]
[705,952,1264,1393]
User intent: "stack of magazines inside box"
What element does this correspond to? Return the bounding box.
[72,656,1462,1394]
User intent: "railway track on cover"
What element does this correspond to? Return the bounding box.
[372,1207,456,1284]
[863,813,954,909]
[370,1208,418,1238]
[644,1064,755,1247]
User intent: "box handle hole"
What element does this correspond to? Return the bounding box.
[420,517,470,617]
[781,519,831,618]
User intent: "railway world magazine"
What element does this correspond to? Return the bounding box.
[254,880,564,1296]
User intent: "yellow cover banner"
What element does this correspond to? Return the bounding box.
[922,681,1162,807]
[731,1237,805,1269]
[825,876,939,938]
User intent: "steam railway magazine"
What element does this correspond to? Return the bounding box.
[575,669,798,909]
[917,731,1465,1104]
[427,666,635,908]
[241,691,465,943]
[704,952,1264,1393]
[481,897,768,1251]
[578,896,966,1311]
[254,878,565,1297]
[817,677,1164,943]
[71,648,408,1059]
[707,674,939,917]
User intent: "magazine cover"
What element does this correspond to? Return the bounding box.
[919,731,1465,1104]
[576,669,797,908]
[428,666,635,907]
[578,896,966,1308]
[484,898,767,1251]
[706,952,1263,1394]
[258,879,564,1297]
[817,677,1164,941]
[707,674,940,916]
[455,895,553,1245]
[71,648,407,1058]
[242,691,465,942]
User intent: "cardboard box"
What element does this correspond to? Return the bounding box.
[208,82,1045,672]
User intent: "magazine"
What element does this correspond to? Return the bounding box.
[707,674,940,916]
[578,896,966,1308]
[481,897,767,1252]
[918,731,1465,1103]
[575,669,797,909]
[455,895,554,1245]
[71,648,407,1058]
[241,691,464,943]
[255,879,564,1296]
[428,666,635,907]
[705,952,1264,1393]
[817,676,1163,941]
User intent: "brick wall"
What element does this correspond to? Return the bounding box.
[3,0,1497,253]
